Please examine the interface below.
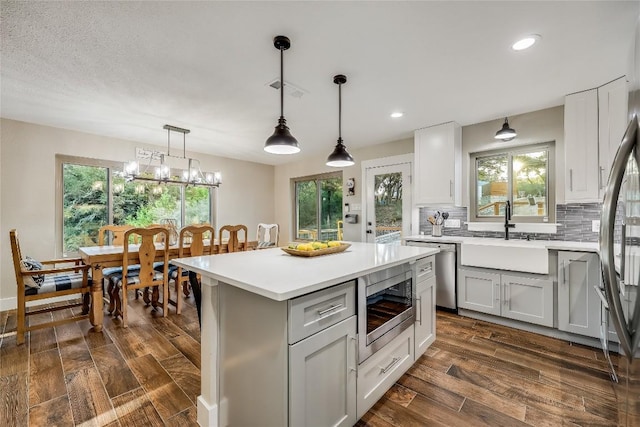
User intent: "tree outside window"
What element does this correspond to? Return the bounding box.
[294,173,343,241]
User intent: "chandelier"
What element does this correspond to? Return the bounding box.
[123,125,222,188]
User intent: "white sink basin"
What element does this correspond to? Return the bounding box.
[461,240,549,274]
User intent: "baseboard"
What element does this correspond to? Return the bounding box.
[0,297,16,312]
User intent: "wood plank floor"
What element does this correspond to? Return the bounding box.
[0,294,624,426]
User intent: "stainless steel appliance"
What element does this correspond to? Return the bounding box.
[600,116,639,425]
[405,241,457,311]
[358,262,414,363]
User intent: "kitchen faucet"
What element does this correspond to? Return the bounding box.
[504,200,515,240]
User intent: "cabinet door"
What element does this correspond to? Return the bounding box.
[414,122,462,206]
[501,274,554,327]
[289,316,356,427]
[415,276,436,358]
[598,76,629,199]
[564,89,599,202]
[458,268,501,316]
[557,251,601,338]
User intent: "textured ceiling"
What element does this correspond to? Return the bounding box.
[1,1,638,166]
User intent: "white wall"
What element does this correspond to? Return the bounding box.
[461,105,565,207]
[0,118,275,309]
[274,138,414,244]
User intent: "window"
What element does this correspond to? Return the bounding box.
[470,142,555,223]
[58,155,213,255]
[293,172,343,241]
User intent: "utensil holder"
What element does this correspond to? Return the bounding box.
[432,224,442,237]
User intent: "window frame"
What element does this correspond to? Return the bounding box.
[55,154,216,257]
[291,171,343,241]
[469,142,555,223]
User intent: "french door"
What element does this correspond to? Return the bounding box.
[363,158,412,244]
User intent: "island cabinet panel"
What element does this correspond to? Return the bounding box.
[413,255,436,359]
[356,324,414,420]
[558,251,601,338]
[458,268,502,316]
[288,280,356,344]
[289,316,357,427]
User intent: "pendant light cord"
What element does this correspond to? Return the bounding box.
[280,47,284,118]
[338,82,342,139]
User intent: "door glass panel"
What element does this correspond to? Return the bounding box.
[320,177,343,241]
[512,150,547,217]
[62,163,108,254]
[476,154,508,217]
[296,180,318,240]
[373,172,403,244]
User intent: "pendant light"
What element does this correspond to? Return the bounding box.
[264,35,300,155]
[494,117,517,141]
[327,74,354,167]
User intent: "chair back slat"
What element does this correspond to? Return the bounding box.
[123,227,169,287]
[179,225,214,257]
[98,225,133,246]
[219,225,248,253]
[9,230,25,289]
[257,223,279,247]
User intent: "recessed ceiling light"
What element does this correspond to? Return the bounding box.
[512,34,541,51]
[390,112,404,118]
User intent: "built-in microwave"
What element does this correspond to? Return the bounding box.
[357,262,415,363]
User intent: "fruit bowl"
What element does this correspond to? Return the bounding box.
[281,242,351,257]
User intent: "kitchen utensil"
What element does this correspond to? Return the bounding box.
[428,215,436,225]
[442,212,449,222]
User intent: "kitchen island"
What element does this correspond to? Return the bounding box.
[171,241,437,427]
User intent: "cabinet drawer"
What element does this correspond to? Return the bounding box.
[288,280,356,344]
[356,325,414,420]
[415,256,435,282]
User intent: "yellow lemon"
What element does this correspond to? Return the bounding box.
[311,242,323,250]
[327,241,341,248]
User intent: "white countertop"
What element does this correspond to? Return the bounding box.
[171,242,438,301]
[403,235,599,253]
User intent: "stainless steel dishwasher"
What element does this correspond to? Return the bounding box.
[405,241,457,311]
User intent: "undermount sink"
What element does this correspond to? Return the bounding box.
[461,240,549,274]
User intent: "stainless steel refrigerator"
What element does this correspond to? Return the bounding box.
[599,14,640,426]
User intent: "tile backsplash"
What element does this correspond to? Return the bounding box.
[418,203,603,242]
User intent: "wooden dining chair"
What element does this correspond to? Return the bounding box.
[110,227,170,327]
[10,229,92,345]
[170,224,215,314]
[256,223,279,249]
[98,225,133,246]
[219,224,248,253]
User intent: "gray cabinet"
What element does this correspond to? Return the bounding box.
[289,316,357,427]
[557,251,601,338]
[501,274,554,327]
[415,276,436,357]
[458,268,501,316]
[413,256,436,359]
[459,268,553,327]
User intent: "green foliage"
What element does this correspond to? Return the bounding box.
[296,177,343,237]
[63,164,211,253]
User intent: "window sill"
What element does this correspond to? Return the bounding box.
[466,222,558,234]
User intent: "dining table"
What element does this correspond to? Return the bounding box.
[79,240,257,331]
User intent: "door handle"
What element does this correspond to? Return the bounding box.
[569,169,573,191]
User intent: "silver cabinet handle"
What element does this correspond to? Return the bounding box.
[569,169,573,191]
[599,166,605,189]
[561,261,565,285]
[380,357,401,374]
[449,180,453,197]
[416,296,422,325]
[419,264,432,275]
[347,336,356,375]
[317,303,343,317]
[504,283,509,306]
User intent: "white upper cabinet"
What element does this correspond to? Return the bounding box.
[598,76,629,199]
[564,89,599,202]
[564,77,628,203]
[414,122,462,206]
